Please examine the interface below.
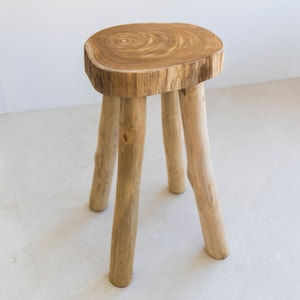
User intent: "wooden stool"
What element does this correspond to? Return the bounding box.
[84,23,228,287]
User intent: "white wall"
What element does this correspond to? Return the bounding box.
[0,0,299,113]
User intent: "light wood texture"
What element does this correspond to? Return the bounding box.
[109,97,146,287]
[161,91,185,194]
[89,96,120,211]
[179,83,228,259]
[84,23,223,98]
[85,23,228,287]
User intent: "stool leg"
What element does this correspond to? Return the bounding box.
[109,97,146,287]
[161,91,185,194]
[89,95,120,212]
[179,83,228,259]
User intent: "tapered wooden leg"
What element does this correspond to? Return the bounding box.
[161,91,185,194]
[89,95,120,212]
[179,83,228,259]
[109,97,146,287]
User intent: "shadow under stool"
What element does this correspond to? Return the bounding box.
[84,23,228,288]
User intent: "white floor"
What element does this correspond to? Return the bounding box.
[1,78,300,299]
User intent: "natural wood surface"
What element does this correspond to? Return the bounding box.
[85,23,223,97]
[109,97,146,287]
[85,23,228,287]
[89,96,120,211]
[161,91,185,194]
[179,83,228,259]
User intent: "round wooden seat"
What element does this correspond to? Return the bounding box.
[84,23,228,288]
[84,23,223,97]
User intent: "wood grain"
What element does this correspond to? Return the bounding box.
[85,23,228,287]
[85,23,223,97]
[161,91,185,194]
[179,83,228,259]
[109,97,146,287]
[89,96,120,211]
